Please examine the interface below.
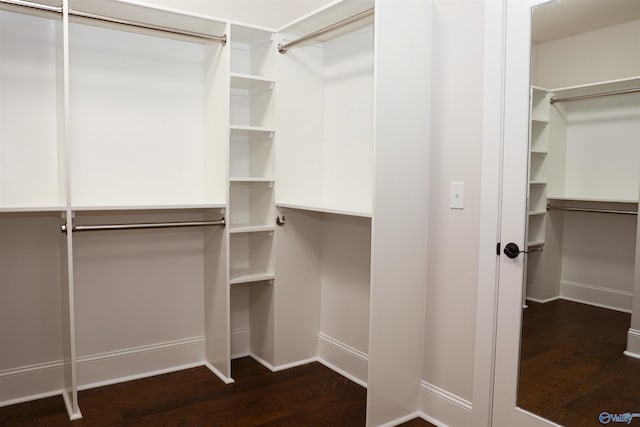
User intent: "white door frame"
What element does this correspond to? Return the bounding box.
[472,0,559,426]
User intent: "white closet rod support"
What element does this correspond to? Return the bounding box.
[0,0,62,13]
[60,218,226,233]
[547,204,637,215]
[277,7,374,54]
[69,10,227,44]
[550,87,640,104]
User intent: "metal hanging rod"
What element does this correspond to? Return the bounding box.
[0,0,62,13]
[277,7,374,54]
[546,204,637,216]
[61,218,225,233]
[69,10,226,44]
[550,87,640,104]
[0,0,226,43]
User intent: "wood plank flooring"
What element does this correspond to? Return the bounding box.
[519,299,640,427]
[0,357,434,426]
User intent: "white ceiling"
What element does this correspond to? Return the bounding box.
[532,0,640,43]
[131,0,337,30]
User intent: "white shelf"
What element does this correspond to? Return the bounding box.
[551,76,640,101]
[530,149,548,155]
[229,125,276,134]
[276,202,371,218]
[230,73,275,93]
[528,210,546,216]
[71,204,226,212]
[529,181,547,186]
[229,269,274,285]
[0,204,67,213]
[230,126,275,141]
[229,225,274,234]
[527,240,545,248]
[229,177,275,183]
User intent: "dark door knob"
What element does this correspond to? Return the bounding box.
[503,242,521,259]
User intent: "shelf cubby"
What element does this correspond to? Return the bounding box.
[229,25,275,78]
[229,231,275,285]
[229,182,275,229]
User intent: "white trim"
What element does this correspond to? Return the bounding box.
[316,358,367,389]
[77,337,205,389]
[0,360,63,378]
[525,296,562,304]
[203,361,235,384]
[419,411,451,427]
[472,0,507,426]
[62,390,82,420]
[560,280,632,313]
[624,328,640,359]
[77,362,204,391]
[249,352,277,372]
[0,390,63,408]
[420,380,472,427]
[376,411,423,427]
[317,332,368,387]
[272,357,319,372]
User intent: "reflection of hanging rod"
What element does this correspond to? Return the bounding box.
[0,1,227,43]
[277,8,374,54]
[61,218,225,233]
[0,0,62,13]
[550,87,640,104]
[546,204,637,215]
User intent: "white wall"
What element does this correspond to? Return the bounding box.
[532,18,640,89]
[422,0,484,408]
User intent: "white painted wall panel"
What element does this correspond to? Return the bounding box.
[68,23,211,207]
[422,0,484,404]
[0,11,62,207]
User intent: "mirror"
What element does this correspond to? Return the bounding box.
[518,0,640,425]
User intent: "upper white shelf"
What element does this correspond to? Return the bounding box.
[230,73,275,93]
[70,203,226,212]
[229,125,276,134]
[551,76,640,101]
[276,202,371,218]
[229,177,275,183]
[0,204,66,213]
[279,0,373,42]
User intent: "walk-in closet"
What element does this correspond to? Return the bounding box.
[0,0,430,425]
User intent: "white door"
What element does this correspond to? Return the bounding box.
[492,0,561,425]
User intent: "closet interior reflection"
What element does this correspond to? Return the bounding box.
[518,1,640,424]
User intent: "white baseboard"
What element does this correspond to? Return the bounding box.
[249,352,277,371]
[0,360,64,407]
[525,296,562,304]
[77,336,205,390]
[317,332,368,387]
[230,329,250,359]
[625,328,640,359]
[419,380,472,427]
[560,280,632,313]
[203,361,234,384]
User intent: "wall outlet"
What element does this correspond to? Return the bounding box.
[450,182,464,209]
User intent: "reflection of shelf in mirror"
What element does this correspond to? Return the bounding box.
[229,177,275,183]
[529,181,547,186]
[230,73,275,93]
[276,202,371,218]
[547,196,638,204]
[527,240,544,248]
[229,225,274,234]
[229,268,274,285]
[528,210,546,216]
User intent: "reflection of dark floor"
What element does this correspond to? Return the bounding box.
[519,299,640,426]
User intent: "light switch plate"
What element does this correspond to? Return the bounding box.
[450,182,464,209]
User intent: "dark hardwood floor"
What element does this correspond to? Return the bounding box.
[519,299,640,426]
[0,357,434,426]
